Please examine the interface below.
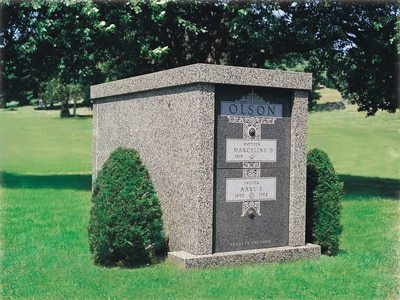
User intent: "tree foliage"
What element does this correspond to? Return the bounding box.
[1,1,104,107]
[1,1,398,115]
[323,4,399,115]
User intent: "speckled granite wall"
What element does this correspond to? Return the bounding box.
[289,90,309,246]
[93,83,215,255]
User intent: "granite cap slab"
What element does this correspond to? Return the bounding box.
[91,64,312,100]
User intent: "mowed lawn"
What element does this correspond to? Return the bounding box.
[1,94,399,299]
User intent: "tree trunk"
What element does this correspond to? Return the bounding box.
[0,95,4,109]
[73,97,77,117]
[60,90,70,118]
[0,60,4,109]
[60,101,70,118]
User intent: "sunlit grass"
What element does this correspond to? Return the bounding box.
[308,97,400,180]
[0,106,92,174]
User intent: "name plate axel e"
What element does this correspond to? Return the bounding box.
[226,178,276,202]
[226,139,277,162]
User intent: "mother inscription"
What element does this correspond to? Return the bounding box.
[226,139,277,162]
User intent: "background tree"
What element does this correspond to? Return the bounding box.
[2,1,104,109]
[323,4,398,115]
[1,0,398,116]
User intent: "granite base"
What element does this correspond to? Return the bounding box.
[168,244,321,269]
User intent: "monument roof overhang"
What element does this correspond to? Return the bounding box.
[91,63,312,100]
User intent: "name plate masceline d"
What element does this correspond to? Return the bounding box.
[221,102,282,117]
[226,139,276,162]
[226,178,276,202]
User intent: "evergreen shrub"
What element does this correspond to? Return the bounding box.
[306,148,343,255]
[88,148,165,266]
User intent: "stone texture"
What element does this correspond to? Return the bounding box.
[168,244,321,269]
[93,83,215,255]
[288,90,309,246]
[91,64,312,99]
[92,65,317,267]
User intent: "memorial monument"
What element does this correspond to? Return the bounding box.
[91,64,321,268]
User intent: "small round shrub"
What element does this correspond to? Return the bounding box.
[306,148,343,256]
[88,148,165,266]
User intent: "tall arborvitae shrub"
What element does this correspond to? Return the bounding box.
[88,148,165,266]
[306,148,343,256]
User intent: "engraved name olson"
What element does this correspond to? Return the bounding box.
[221,102,282,117]
[226,139,277,162]
[226,178,276,202]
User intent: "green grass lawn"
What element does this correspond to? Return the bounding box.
[1,99,399,299]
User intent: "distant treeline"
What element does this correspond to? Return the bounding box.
[1,1,398,115]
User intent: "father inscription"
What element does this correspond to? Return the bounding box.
[225,177,276,202]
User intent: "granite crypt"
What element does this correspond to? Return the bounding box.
[91,64,321,268]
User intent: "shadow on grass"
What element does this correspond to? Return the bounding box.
[340,174,399,200]
[93,255,167,270]
[0,172,92,191]
[75,115,93,118]
[1,172,397,199]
